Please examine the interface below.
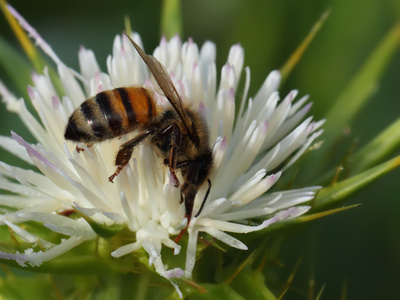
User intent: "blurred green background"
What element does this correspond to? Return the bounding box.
[0,0,400,299]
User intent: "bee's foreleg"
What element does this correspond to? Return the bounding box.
[108,128,154,183]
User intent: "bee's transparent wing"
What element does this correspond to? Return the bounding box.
[125,33,193,136]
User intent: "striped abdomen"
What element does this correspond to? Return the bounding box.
[65,87,158,143]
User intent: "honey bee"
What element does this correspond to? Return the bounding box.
[64,34,213,236]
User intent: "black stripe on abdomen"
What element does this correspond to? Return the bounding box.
[117,88,136,128]
[65,116,88,141]
[95,92,123,136]
[80,101,109,139]
[142,87,154,119]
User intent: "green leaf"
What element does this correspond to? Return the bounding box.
[351,118,400,175]
[277,258,302,300]
[0,35,32,96]
[315,284,326,300]
[231,266,276,300]
[280,9,330,83]
[0,252,118,275]
[1,1,64,96]
[0,1,47,73]
[303,22,400,182]
[312,155,400,210]
[323,22,400,142]
[188,283,245,300]
[0,273,54,300]
[299,204,359,221]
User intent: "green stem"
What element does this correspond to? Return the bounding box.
[161,0,183,38]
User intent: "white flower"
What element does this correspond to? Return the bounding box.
[0,5,323,294]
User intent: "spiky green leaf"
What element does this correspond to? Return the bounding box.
[313,155,400,210]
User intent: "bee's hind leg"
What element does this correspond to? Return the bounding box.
[108,128,154,183]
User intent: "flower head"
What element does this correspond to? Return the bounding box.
[0,6,323,295]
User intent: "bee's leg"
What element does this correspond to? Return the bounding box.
[76,145,84,153]
[175,161,212,217]
[162,123,181,187]
[175,180,202,243]
[175,160,190,169]
[174,160,212,241]
[108,128,154,183]
[76,143,92,153]
[174,161,191,205]
[174,182,192,243]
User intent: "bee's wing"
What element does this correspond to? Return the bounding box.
[124,33,193,136]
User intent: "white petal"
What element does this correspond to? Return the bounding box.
[202,226,247,250]
[196,218,268,233]
[227,44,244,87]
[0,195,44,210]
[0,80,22,113]
[185,227,199,277]
[58,64,86,108]
[264,102,312,149]
[4,220,46,245]
[211,88,235,141]
[182,39,199,79]
[0,136,32,164]
[230,172,281,205]
[25,235,89,267]
[79,47,101,82]
[219,63,236,91]
[282,129,324,171]
[111,242,142,258]
[252,70,281,118]
[237,67,251,119]
[200,41,216,64]
[213,207,277,221]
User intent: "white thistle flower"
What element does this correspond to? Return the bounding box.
[0,5,323,294]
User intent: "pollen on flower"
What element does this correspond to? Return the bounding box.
[0,4,323,296]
